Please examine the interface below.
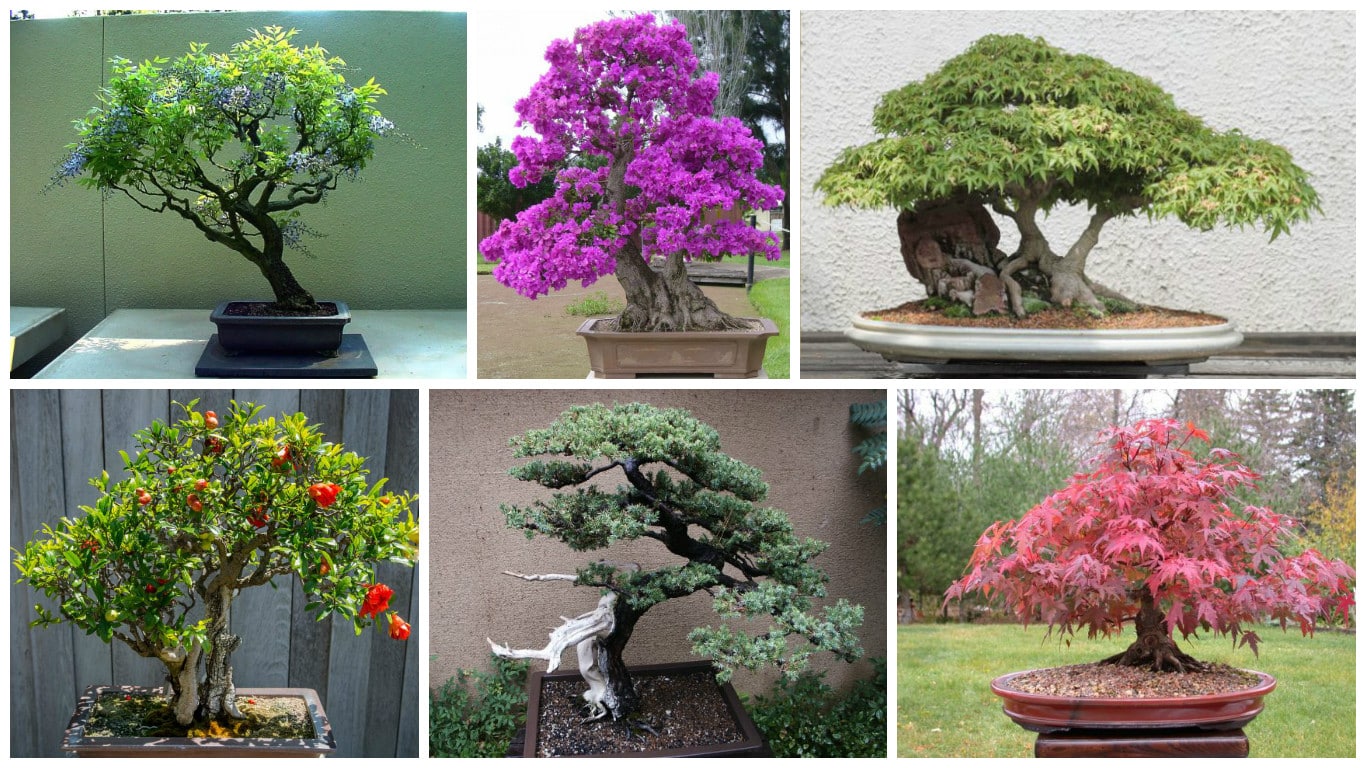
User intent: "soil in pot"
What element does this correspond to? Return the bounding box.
[535,668,744,757]
[867,300,1228,330]
[219,301,344,318]
[1000,662,1263,698]
[84,691,315,739]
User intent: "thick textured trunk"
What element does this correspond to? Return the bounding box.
[600,603,643,721]
[1099,594,1210,673]
[160,644,203,727]
[613,241,746,332]
[199,584,245,721]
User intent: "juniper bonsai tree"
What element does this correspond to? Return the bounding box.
[817,34,1320,318]
[487,403,863,723]
[945,418,1354,673]
[49,26,397,313]
[480,15,783,332]
[14,401,418,726]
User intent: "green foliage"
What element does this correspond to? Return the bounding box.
[850,401,887,525]
[817,34,1319,240]
[429,655,529,758]
[49,26,398,303]
[747,658,887,757]
[504,403,864,681]
[942,304,971,319]
[477,138,557,220]
[1020,296,1052,314]
[13,400,418,655]
[563,290,624,317]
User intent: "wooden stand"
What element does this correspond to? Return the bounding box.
[1035,728,1249,758]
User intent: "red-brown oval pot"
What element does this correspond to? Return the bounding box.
[990,670,1276,733]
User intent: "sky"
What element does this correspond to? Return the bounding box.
[471,10,620,149]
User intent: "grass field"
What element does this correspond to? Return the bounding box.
[899,623,1355,758]
[748,277,789,379]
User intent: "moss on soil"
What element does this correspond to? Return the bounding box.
[86,692,314,739]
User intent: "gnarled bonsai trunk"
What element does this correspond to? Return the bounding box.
[613,240,746,332]
[247,226,318,313]
[159,583,245,726]
[1099,593,1210,673]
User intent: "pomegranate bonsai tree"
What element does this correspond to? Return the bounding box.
[945,418,1354,673]
[817,34,1320,318]
[487,403,863,723]
[14,401,418,726]
[481,14,783,332]
[48,26,397,313]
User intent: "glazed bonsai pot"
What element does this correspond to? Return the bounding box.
[846,315,1243,365]
[577,317,778,378]
[990,670,1277,733]
[209,300,351,354]
[522,660,765,758]
[62,685,336,758]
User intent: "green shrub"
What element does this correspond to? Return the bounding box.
[746,658,887,757]
[429,655,529,758]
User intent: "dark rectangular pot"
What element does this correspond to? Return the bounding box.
[522,660,766,758]
[577,317,778,378]
[62,685,336,758]
[210,300,351,354]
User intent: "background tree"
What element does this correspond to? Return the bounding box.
[737,11,790,250]
[946,418,1354,672]
[481,14,783,332]
[818,34,1319,317]
[476,138,556,222]
[487,403,863,723]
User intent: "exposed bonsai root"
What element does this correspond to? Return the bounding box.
[1098,635,1212,674]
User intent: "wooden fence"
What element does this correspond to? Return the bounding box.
[9,389,420,758]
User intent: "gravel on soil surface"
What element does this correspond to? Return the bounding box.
[221,301,341,317]
[86,692,314,738]
[1001,662,1264,698]
[866,301,1228,330]
[536,669,743,757]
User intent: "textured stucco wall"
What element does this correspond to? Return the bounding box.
[800,11,1355,333]
[428,389,887,697]
[10,11,466,359]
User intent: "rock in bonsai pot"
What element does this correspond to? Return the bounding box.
[62,685,336,758]
[49,27,401,372]
[14,401,418,744]
[944,418,1354,756]
[817,34,1320,368]
[481,15,784,377]
[486,403,864,756]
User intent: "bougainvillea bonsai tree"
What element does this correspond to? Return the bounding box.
[945,418,1354,673]
[817,34,1320,318]
[487,403,863,722]
[14,401,418,726]
[48,26,397,313]
[481,14,783,331]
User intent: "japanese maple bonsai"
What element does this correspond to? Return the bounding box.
[50,26,397,326]
[487,403,863,742]
[14,401,418,735]
[945,418,1354,731]
[817,34,1319,322]
[481,15,783,337]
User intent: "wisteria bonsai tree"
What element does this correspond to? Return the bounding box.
[49,26,397,313]
[945,418,1354,673]
[487,403,863,722]
[817,34,1320,318]
[481,15,783,332]
[14,401,418,726]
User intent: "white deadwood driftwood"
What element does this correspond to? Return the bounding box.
[487,565,637,720]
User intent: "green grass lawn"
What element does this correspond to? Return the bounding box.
[899,623,1355,758]
[747,277,789,379]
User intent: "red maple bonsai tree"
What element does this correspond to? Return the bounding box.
[946,418,1354,673]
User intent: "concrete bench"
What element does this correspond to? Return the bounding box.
[10,306,67,370]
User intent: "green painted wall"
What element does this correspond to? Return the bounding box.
[10,11,467,363]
